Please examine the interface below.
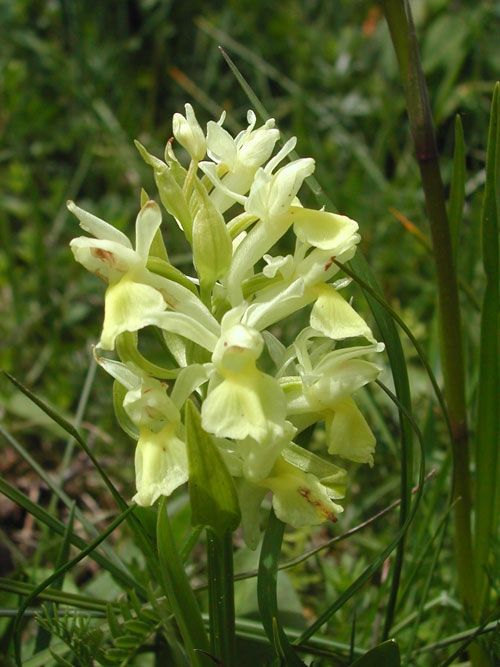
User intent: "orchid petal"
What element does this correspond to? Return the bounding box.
[292,208,359,250]
[310,285,376,342]
[206,121,238,168]
[146,271,220,336]
[100,277,168,350]
[326,396,376,466]
[243,278,310,331]
[123,377,180,432]
[153,311,219,352]
[132,423,188,506]
[67,200,133,248]
[93,353,142,391]
[170,364,210,409]
[240,420,296,482]
[70,238,139,283]
[135,200,163,261]
[266,457,344,528]
[212,317,264,369]
[305,353,383,408]
[202,368,286,442]
[172,103,206,161]
[225,212,295,305]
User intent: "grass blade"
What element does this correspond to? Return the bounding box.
[474,82,500,615]
[2,371,126,509]
[296,379,425,646]
[382,0,474,615]
[257,510,306,666]
[348,252,414,639]
[0,576,113,612]
[1,371,163,586]
[34,503,76,654]
[12,504,136,666]
[448,115,466,263]
[0,476,144,594]
[156,497,210,667]
[0,421,134,578]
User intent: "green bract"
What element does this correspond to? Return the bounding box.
[69,106,383,547]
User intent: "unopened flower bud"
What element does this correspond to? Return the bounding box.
[172,103,207,162]
[192,187,232,288]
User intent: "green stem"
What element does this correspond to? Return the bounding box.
[381,0,474,613]
[184,159,198,200]
[206,528,236,666]
[473,83,500,621]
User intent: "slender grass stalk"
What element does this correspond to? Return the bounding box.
[0,577,116,613]
[474,82,500,616]
[206,528,236,666]
[448,115,466,264]
[381,0,474,616]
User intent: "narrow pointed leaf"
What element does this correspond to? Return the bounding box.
[474,82,500,614]
[257,510,306,666]
[206,529,236,665]
[350,640,401,666]
[185,400,240,536]
[156,498,210,666]
[34,504,76,653]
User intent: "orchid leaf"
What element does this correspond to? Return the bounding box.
[185,400,241,536]
[257,510,306,666]
[351,640,401,666]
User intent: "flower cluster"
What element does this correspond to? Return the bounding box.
[69,105,383,547]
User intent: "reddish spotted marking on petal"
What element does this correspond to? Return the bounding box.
[324,256,336,271]
[91,247,117,265]
[158,289,179,309]
[298,486,338,522]
[145,406,164,420]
